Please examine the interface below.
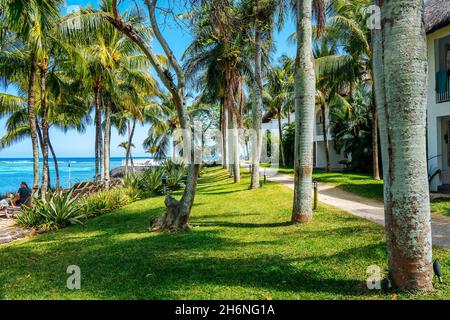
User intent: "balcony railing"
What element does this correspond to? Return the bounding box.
[437,74,450,104]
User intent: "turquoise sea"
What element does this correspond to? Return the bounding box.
[0,157,124,194]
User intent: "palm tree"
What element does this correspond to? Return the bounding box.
[266,64,292,166]
[315,0,380,179]
[62,4,156,186]
[291,0,325,223]
[373,0,432,291]
[184,0,253,183]
[0,0,64,196]
[118,141,135,167]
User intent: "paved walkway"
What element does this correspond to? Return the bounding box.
[0,215,32,245]
[268,173,450,249]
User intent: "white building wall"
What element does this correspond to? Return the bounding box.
[261,108,347,170]
[427,25,450,191]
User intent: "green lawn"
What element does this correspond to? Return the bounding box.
[0,167,448,299]
[272,166,450,217]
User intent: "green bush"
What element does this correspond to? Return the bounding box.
[16,204,44,228]
[16,192,84,230]
[16,188,139,230]
[81,187,137,218]
[123,160,187,197]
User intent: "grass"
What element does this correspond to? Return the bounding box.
[272,165,450,218]
[0,167,448,300]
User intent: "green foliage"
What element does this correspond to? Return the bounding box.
[124,160,187,197]
[16,192,83,230]
[15,204,44,228]
[330,84,374,172]
[81,187,137,219]
[281,122,295,166]
[16,188,138,230]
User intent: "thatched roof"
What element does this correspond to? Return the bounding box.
[425,0,450,34]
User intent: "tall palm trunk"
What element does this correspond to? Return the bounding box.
[94,83,102,182]
[371,83,380,180]
[373,0,432,291]
[39,60,49,199]
[28,48,40,195]
[292,0,315,223]
[321,105,330,172]
[104,100,112,188]
[229,107,240,183]
[48,136,60,190]
[277,109,286,166]
[221,101,229,170]
[250,2,263,189]
[125,118,136,175]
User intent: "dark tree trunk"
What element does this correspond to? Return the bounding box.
[28,48,40,196]
[277,109,286,166]
[125,118,136,174]
[371,83,380,180]
[48,136,60,190]
[321,105,331,172]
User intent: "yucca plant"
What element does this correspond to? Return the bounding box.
[39,192,84,230]
[16,204,45,228]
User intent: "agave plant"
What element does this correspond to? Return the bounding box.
[39,192,84,230]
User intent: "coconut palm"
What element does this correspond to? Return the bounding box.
[61,3,157,186]
[315,0,380,179]
[0,0,64,196]
[184,0,253,183]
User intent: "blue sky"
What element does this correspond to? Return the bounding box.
[0,0,295,158]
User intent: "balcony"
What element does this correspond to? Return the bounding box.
[437,73,450,104]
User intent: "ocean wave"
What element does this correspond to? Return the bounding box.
[0,161,33,164]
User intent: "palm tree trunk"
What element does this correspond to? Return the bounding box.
[230,107,240,183]
[373,0,432,291]
[126,118,136,174]
[28,47,40,195]
[104,100,112,188]
[39,62,49,199]
[48,136,60,190]
[277,109,286,166]
[250,2,263,189]
[371,83,380,180]
[321,105,331,172]
[292,0,315,223]
[222,101,229,170]
[94,85,103,182]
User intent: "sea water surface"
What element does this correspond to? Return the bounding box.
[0,157,124,194]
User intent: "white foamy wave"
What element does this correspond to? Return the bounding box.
[0,160,33,164]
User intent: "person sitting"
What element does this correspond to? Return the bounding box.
[15,182,31,207]
[0,193,15,210]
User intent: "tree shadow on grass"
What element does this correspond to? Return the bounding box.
[195,221,293,229]
[0,227,387,299]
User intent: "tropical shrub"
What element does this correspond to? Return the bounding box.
[16,192,84,230]
[123,160,187,197]
[15,204,44,228]
[282,122,295,166]
[16,188,139,230]
[80,187,138,218]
